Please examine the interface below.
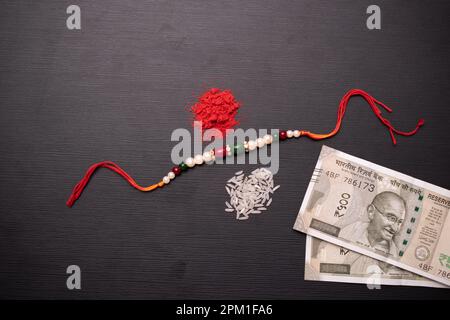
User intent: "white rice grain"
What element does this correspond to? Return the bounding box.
[224,168,280,220]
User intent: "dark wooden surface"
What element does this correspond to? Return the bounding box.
[0,0,449,299]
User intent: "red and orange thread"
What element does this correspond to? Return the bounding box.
[66,88,424,207]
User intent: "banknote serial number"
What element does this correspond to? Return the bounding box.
[326,171,375,192]
[418,263,433,272]
[419,264,450,279]
[437,269,450,279]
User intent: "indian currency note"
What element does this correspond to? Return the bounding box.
[294,145,450,287]
[305,235,445,288]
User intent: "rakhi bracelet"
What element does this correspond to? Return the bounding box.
[66,88,424,208]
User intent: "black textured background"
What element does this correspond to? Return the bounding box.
[0,0,449,299]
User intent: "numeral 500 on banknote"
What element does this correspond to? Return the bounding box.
[294,146,450,287]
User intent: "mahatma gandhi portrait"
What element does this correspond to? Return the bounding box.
[340,191,406,257]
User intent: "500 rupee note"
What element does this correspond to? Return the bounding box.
[294,146,450,287]
[305,235,445,288]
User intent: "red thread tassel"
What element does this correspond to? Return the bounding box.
[300,88,424,144]
[66,161,161,207]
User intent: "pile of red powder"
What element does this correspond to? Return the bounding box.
[190,88,241,138]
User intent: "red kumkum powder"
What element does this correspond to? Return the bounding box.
[190,88,241,139]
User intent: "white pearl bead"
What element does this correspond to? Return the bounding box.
[287,130,294,138]
[294,130,301,138]
[194,154,204,165]
[225,145,232,156]
[163,176,170,184]
[185,157,195,168]
[168,172,175,180]
[202,151,212,162]
[263,134,273,144]
[248,140,257,151]
[256,138,265,148]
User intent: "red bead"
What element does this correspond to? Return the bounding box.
[279,130,288,141]
[172,166,182,176]
[214,147,226,158]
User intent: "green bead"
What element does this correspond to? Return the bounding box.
[272,133,279,142]
[233,143,245,155]
[179,162,189,171]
